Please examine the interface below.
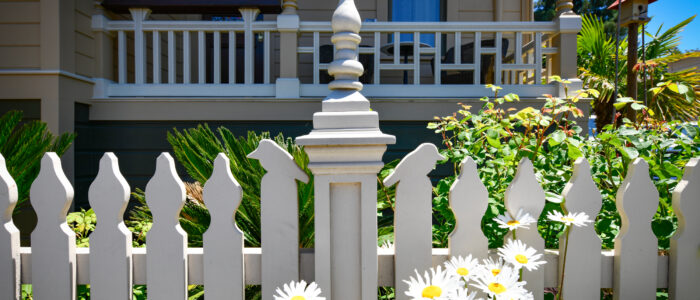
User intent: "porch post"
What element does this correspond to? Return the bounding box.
[552,0,582,96]
[276,0,301,98]
[296,0,395,299]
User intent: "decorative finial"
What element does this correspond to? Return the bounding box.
[281,0,298,15]
[328,0,364,91]
[556,0,574,16]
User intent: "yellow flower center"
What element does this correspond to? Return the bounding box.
[515,254,528,264]
[562,217,575,222]
[491,269,501,276]
[456,267,469,276]
[488,283,507,294]
[291,296,305,300]
[507,220,520,226]
[421,285,442,299]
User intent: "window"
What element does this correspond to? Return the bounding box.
[390,0,444,46]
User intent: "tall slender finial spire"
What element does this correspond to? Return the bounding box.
[328,0,364,91]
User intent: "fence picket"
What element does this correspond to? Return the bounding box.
[669,157,700,300]
[504,158,545,300]
[30,153,75,300]
[559,158,601,299]
[146,153,187,300]
[203,154,245,300]
[384,143,445,300]
[0,155,19,300]
[448,157,488,259]
[248,140,309,300]
[88,153,132,300]
[614,158,658,300]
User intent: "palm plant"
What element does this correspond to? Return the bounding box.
[578,14,699,131]
[0,110,75,213]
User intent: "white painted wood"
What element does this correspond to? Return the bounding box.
[614,158,659,300]
[145,153,187,300]
[413,32,420,84]
[559,158,601,300]
[30,153,75,300]
[118,31,126,83]
[130,8,150,84]
[297,21,560,33]
[183,31,190,83]
[264,31,271,84]
[534,32,542,85]
[203,154,245,300]
[105,83,276,97]
[494,32,502,85]
[248,139,309,300]
[299,83,557,98]
[383,143,444,300]
[669,157,700,300]
[515,32,523,64]
[474,32,481,84]
[454,32,461,64]
[0,155,19,300]
[168,31,175,84]
[448,156,489,259]
[241,8,260,84]
[393,32,399,65]
[198,31,205,84]
[153,30,160,84]
[374,31,380,84]
[313,31,320,84]
[434,32,441,84]
[213,31,221,84]
[88,153,132,300]
[504,158,545,300]
[229,31,236,84]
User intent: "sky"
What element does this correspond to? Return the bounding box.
[646,0,700,52]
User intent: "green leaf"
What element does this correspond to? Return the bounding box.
[567,142,583,160]
[651,219,675,238]
[548,130,567,147]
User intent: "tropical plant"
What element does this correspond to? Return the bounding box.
[578,14,700,131]
[0,110,75,212]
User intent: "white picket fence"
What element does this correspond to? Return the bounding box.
[1,146,699,300]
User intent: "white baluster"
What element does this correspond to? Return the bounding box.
[559,158,601,299]
[129,8,150,84]
[30,153,75,300]
[449,157,489,259]
[669,158,699,300]
[374,31,380,84]
[183,31,191,83]
[534,32,542,85]
[229,31,236,84]
[0,155,19,299]
[118,31,126,83]
[413,32,419,85]
[146,153,187,300]
[241,8,260,84]
[214,31,221,84]
[168,31,175,84]
[88,153,132,300]
[198,31,205,84]
[455,32,461,65]
[264,31,271,84]
[473,32,481,84]
[504,158,545,300]
[384,143,445,300]
[248,140,309,300]
[153,30,160,83]
[434,31,441,85]
[494,32,502,85]
[203,154,245,300]
[614,158,658,300]
[313,31,320,85]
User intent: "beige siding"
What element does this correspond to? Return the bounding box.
[0,0,40,69]
[74,0,95,77]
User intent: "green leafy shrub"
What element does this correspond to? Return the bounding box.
[0,110,75,213]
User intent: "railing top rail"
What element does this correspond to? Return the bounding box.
[299,21,559,33]
[102,20,277,31]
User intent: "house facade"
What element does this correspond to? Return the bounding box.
[0,0,583,207]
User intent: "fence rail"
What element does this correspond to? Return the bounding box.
[1,148,698,299]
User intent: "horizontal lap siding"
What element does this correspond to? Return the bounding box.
[75,0,95,77]
[0,1,40,69]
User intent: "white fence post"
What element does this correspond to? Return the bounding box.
[146,153,187,300]
[559,158,601,299]
[449,157,489,260]
[203,154,245,300]
[30,153,76,300]
[614,158,659,300]
[129,8,151,84]
[88,153,132,300]
[669,158,700,300]
[296,0,396,299]
[0,155,19,300]
[248,140,309,300]
[504,158,545,300]
[384,143,444,300]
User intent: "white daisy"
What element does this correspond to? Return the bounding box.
[444,255,480,282]
[546,211,593,227]
[452,287,479,300]
[497,239,546,271]
[472,266,527,300]
[403,266,460,300]
[480,257,507,277]
[493,209,536,231]
[273,280,325,300]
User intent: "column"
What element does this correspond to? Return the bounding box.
[276,0,301,98]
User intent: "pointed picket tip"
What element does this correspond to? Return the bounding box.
[616,158,658,222]
[562,157,601,213]
[383,143,444,186]
[0,154,18,222]
[448,156,489,259]
[89,153,130,223]
[204,154,242,214]
[146,153,185,222]
[504,157,545,214]
[458,156,478,175]
[248,139,309,183]
[30,153,74,220]
[671,157,699,235]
